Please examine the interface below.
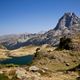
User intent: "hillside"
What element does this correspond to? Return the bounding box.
[0,44,80,80]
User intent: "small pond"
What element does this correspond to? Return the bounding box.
[0,55,34,65]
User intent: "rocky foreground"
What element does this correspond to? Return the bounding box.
[0,44,80,80]
[0,66,79,80]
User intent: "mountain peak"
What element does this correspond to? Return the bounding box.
[64,12,76,16]
[54,12,80,30]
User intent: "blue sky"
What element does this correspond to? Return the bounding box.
[0,0,80,35]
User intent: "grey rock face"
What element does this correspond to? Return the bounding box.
[55,12,80,30]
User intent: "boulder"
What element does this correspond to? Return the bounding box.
[29,66,39,72]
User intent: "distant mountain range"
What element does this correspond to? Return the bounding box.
[0,12,80,50]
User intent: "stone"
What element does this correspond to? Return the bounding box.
[16,68,27,79]
[29,66,39,72]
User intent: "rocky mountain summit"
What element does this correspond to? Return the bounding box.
[55,12,80,30]
[0,12,80,50]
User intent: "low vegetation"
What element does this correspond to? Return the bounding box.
[0,74,9,80]
[58,36,73,50]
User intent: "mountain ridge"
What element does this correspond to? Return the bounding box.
[0,12,80,50]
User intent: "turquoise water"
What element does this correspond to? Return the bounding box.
[0,55,34,65]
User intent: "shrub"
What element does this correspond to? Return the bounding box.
[34,48,40,58]
[58,36,73,50]
[34,52,42,60]
[36,48,40,52]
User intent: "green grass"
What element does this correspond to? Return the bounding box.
[0,74,10,80]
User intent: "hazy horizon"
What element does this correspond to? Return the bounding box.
[0,0,80,35]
